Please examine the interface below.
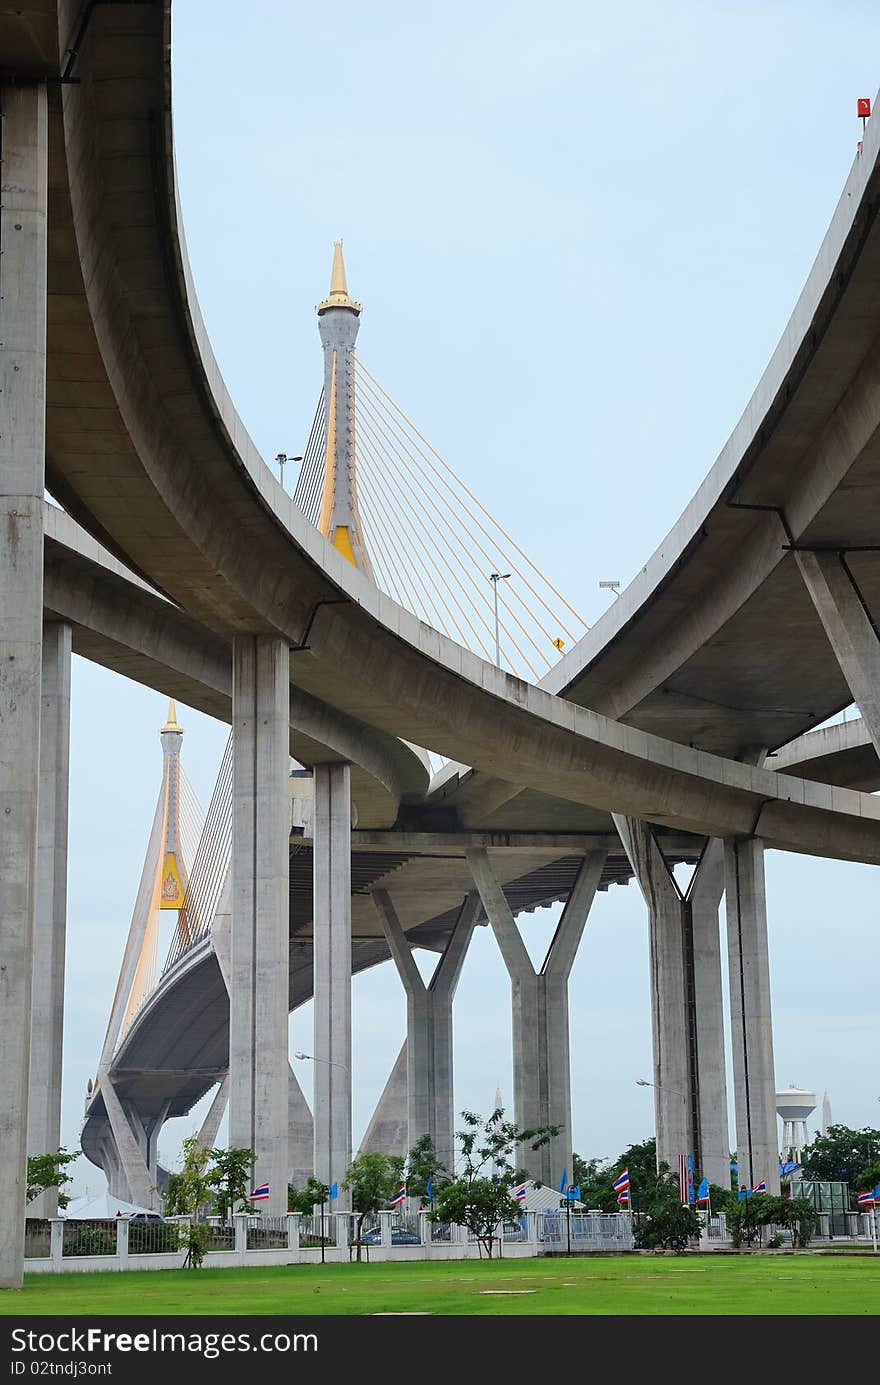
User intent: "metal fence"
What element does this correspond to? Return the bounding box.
[502,1217,528,1243]
[205,1223,235,1252]
[127,1221,180,1255]
[246,1217,288,1250]
[24,1220,51,1259]
[300,1210,336,1248]
[538,1211,633,1249]
[705,1213,728,1241]
[62,1220,118,1257]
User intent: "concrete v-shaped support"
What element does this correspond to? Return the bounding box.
[466,849,607,1185]
[372,891,481,1174]
[613,819,730,1187]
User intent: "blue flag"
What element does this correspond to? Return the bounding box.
[696,1177,709,1202]
[737,1186,752,1201]
[874,1184,880,1199]
[558,1169,568,1194]
[425,1174,433,1201]
[328,1182,338,1201]
[566,1184,580,1201]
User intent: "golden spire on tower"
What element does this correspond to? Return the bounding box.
[317,241,361,315]
[161,698,182,734]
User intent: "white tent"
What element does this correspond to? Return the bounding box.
[60,1193,160,1220]
[519,1181,585,1211]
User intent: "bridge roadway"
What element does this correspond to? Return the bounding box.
[24,2,880,856]
[4,3,880,1222]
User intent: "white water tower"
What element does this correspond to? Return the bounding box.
[776,1084,816,1163]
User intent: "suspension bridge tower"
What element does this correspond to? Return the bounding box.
[317,243,373,575]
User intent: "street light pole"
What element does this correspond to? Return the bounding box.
[488,572,511,669]
[293,1050,347,1263]
[275,453,303,492]
[293,1049,348,1072]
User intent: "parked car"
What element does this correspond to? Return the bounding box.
[360,1224,421,1246]
[128,1212,163,1223]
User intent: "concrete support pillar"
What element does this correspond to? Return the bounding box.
[197,1076,230,1150]
[796,550,880,753]
[98,1071,154,1207]
[467,850,606,1185]
[229,636,290,1216]
[0,82,48,1289]
[359,1041,408,1158]
[373,892,480,1175]
[288,1064,314,1191]
[313,763,352,1208]
[614,820,730,1186]
[725,837,779,1195]
[27,623,72,1217]
[688,842,730,1190]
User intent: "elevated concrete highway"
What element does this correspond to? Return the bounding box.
[28,1,880,859]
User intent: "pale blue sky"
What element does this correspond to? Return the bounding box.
[62,1,880,1193]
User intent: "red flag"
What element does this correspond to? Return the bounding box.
[858,98,871,118]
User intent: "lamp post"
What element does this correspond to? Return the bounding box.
[293,1051,348,1262]
[293,1050,347,1071]
[275,453,302,491]
[488,572,511,669]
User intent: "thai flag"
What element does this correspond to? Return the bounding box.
[616,1189,630,1205]
[857,1189,875,1208]
[753,1179,767,1194]
[514,1182,527,1204]
[389,1183,406,1206]
[249,1183,269,1201]
[612,1169,630,1192]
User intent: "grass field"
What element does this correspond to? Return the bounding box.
[2,1254,879,1315]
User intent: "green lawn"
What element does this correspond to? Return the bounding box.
[2,1254,879,1315]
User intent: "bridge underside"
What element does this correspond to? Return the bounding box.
[81,824,703,1182]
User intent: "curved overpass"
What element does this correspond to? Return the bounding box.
[24,0,880,863]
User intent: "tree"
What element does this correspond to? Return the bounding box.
[429,1108,559,1259]
[632,1165,702,1251]
[163,1135,213,1268]
[343,1152,405,1260]
[801,1125,880,1186]
[208,1146,254,1223]
[287,1177,328,1216]
[26,1149,79,1210]
[571,1154,613,1210]
[406,1134,446,1204]
[727,1193,818,1250]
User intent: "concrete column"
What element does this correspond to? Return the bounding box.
[229,636,290,1217]
[0,82,48,1289]
[688,841,730,1189]
[796,550,880,753]
[614,820,730,1185]
[725,837,779,1195]
[27,623,72,1217]
[359,1041,408,1157]
[288,1064,314,1190]
[373,891,479,1174]
[197,1076,230,1150]
[312,763,352,1208]
[97,1071,154,1206]
[467,849,606,1185]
